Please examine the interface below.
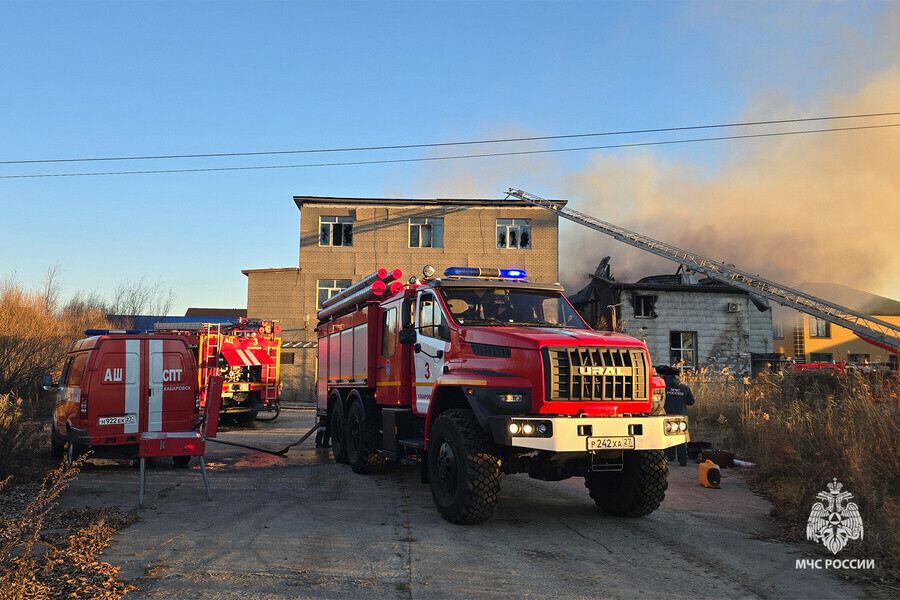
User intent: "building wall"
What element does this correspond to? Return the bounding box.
[772,305,900,366]
[620,290,771,377]
[247,201,560,402]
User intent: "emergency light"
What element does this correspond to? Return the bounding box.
[443,267,528,279]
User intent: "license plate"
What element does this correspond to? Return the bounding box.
[587,436,635,450]
[98,415,135,426]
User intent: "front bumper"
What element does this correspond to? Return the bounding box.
[486,415,689,453]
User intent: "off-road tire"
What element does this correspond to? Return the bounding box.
[234,410,258,424]
[173,455,192,468]
[50,425,66,460]
[346,394,386,474]
[330,394,349,464]
[584,450,668,517]
[427,409,501,524]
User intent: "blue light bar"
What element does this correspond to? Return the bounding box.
[84,329,146,336]
[443,267,527,279]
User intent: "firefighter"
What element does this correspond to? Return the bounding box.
[656,365,695,466]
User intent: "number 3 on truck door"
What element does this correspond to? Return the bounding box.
[412,291,449,415]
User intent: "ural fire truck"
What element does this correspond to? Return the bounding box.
[317,267,688,524]
[156,319,282,422]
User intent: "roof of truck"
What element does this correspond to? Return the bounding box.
[427,278,564,292]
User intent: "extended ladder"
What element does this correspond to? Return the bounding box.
[507,188,900,351]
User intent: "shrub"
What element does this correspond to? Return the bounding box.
[686,370,900,582]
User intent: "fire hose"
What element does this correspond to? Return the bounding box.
[205,422,320,456]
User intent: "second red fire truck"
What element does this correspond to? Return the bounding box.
[317,267,688,524]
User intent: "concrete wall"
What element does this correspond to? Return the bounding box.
[620,290,771,377]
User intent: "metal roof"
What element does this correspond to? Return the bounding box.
[293,196,567,210]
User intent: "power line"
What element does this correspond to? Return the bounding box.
[2,122,897,179]
[1,111,898,166]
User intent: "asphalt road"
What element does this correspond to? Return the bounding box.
[57,408,866,600]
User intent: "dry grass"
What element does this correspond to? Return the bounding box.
[685,369,900,583]
[0,459,137,600]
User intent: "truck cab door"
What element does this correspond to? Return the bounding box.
[412,291,450,415]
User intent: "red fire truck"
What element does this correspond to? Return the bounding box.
[156,319,282,422]
[317,267,688,524]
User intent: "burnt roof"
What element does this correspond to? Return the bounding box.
[293,196,567,210]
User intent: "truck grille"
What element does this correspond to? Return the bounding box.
[544,347,648,402]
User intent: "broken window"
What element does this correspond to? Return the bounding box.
[496,219,531,249]
[409,218,444,248]
[319,216,354,247]
[633,294,657,318]
[669,331,697,369]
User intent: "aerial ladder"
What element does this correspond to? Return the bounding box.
[506,188,900,354]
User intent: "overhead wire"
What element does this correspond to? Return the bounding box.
[1,122,897,179]
[1,111,898,165]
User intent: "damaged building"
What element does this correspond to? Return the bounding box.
[569,258,775,377]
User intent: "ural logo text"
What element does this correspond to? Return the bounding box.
[576,366,632,376]
[806,479,863,555]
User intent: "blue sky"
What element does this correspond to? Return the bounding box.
[1,1,896,313]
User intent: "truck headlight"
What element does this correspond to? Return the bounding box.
[498,393,524,403]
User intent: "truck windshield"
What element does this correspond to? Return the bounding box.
[440,287,587,328]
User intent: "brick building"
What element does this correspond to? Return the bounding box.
[244,196,563,401]
[569,258,774,378]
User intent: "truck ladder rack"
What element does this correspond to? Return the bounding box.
[507,188,900,351]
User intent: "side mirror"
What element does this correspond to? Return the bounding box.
[437,323,451,341]
[42,374,55,391]
[398,329,416,345]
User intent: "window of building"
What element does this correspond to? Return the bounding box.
[669,331,697,369]
[496,219,531,249]
[418,293,448,340]
[381,308,397,357]
[317,279,352,308]
[848,353,869,364]
[409,218,444,248]
[809,317,830,338]
[281,352,295,365]
[319,216,354,247]
[773,321,784,340]
[633,294,657,318]
[810,352,833,363]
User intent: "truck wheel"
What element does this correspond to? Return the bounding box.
[346,395,386,474]
[234,410,258,424]
[584,450,668,517]
[50,425,66,460]
[330,394,349,464]
[427,409,501,524]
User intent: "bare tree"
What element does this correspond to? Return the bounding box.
[106,276,176,326]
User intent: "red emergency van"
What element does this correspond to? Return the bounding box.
[47,330,201,465]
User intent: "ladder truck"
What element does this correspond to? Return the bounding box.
[156,319,282,422]
[506,189,900,356]
[317,267,686,524]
